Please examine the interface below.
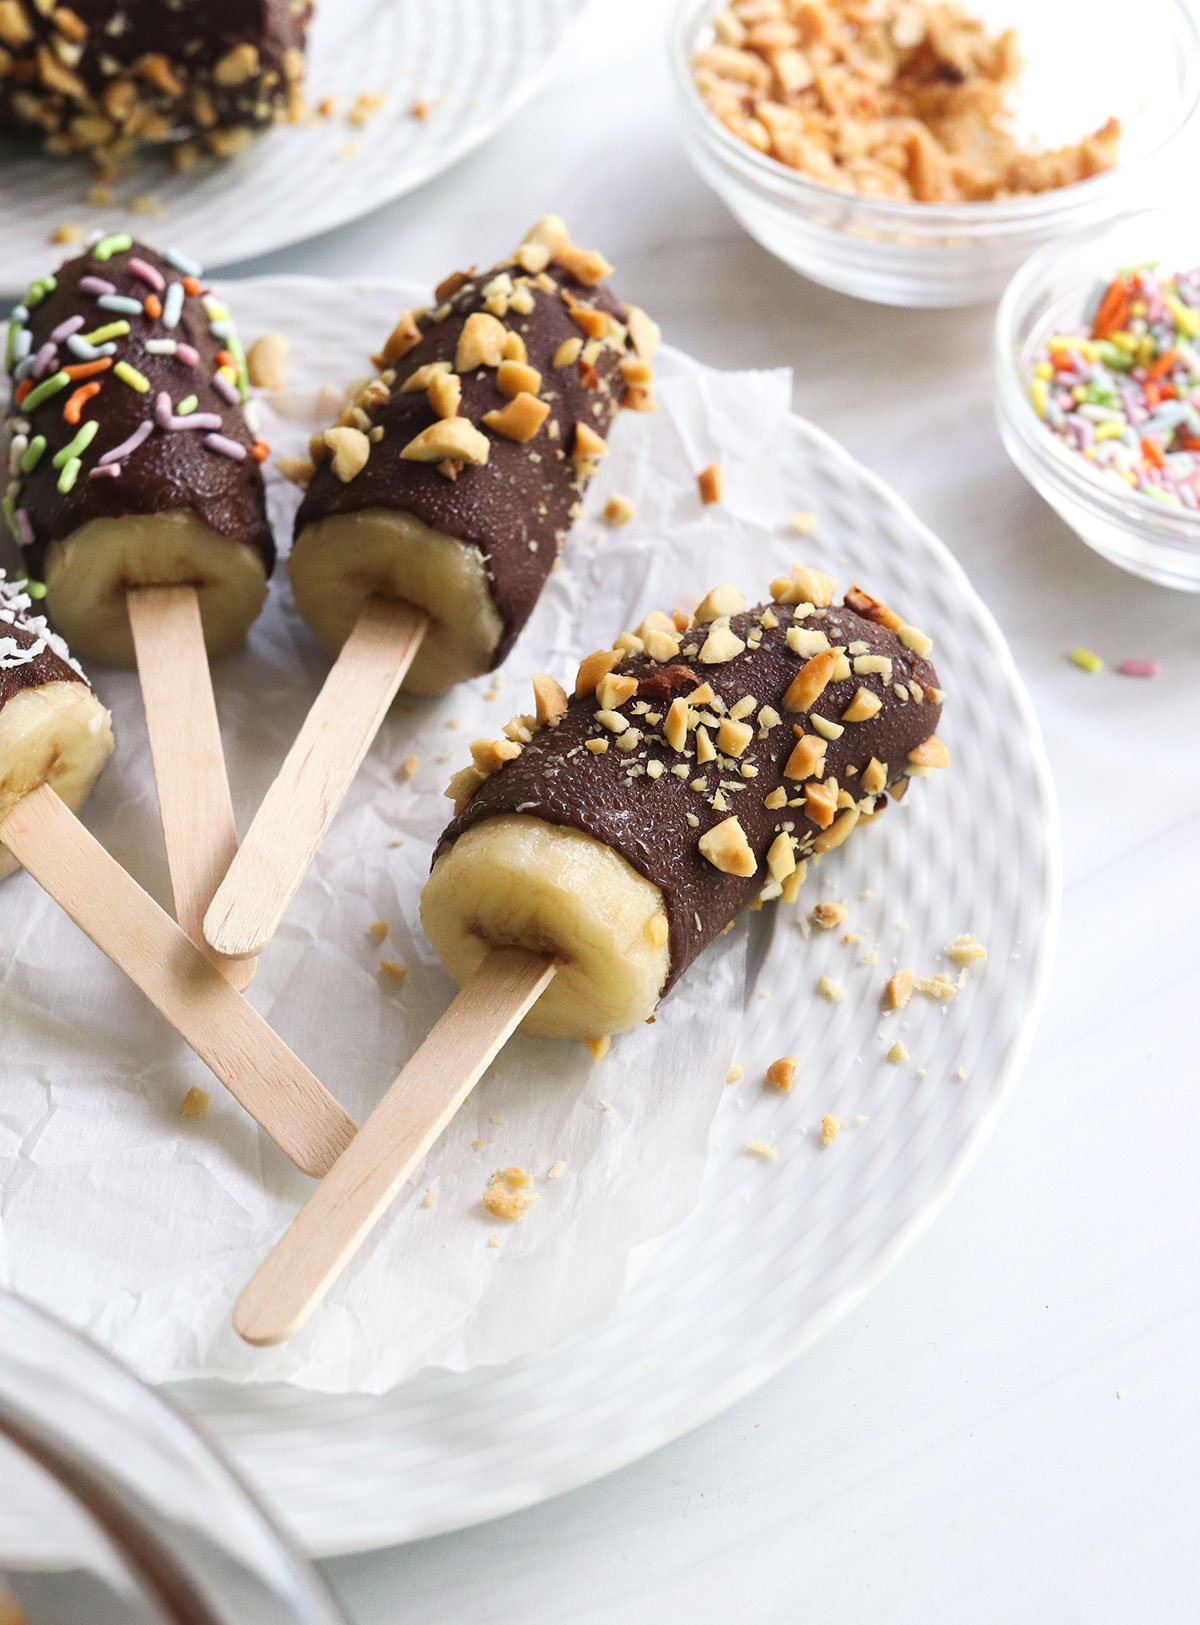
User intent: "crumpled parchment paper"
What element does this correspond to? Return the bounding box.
[0,289,795,1394]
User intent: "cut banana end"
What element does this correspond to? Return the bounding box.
[421,815,669,1039]
[290,510,503,697]
[0,682,114,882]
[43,511,269,669]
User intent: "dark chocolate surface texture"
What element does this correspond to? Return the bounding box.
[439,594,944,991]
[297,263,630,668]
[4,238,273,581]
[0,2,309,153]
[0,575,88,708]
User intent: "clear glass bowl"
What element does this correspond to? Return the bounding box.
[0,1291,346,1624]
[995,210,1200,591]
[669,0,1200,308]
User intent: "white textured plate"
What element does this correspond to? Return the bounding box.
[159,278,1060,1556]
[0,0,587,291]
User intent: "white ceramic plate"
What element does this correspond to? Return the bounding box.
[150,278,1060,1556]
[0,0,587,291]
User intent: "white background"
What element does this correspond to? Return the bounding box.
[14,0,1200,1618]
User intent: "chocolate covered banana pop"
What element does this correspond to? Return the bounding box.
[290,214,658,695]
[0,2,309,171]
[234,569,950,1346]
[206,217,658,961]
[424,570,949,1039]
[4,235,272,981]
[0,570,113,884]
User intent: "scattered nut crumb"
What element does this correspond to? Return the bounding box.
[380,959,408,982]
[726,1061,744,1084]
[348,90,387,127]
[766,1055,798,1092]
[400,754,419,779]
[917,973,958,1000]
[817,975,846,1004]
[411,98,430,120]
[886,1040,909,1064]
[335,139,361,159]
[548,1160,568,1179]
[745,1138,779,1160]
[181,1087,210,1118]
[945,933,988,965]
[821,1114,840,1147]
[810,901,847,930]
[130,193,162,218]
[584,1035,611,1063]
[368,920,389,941]
[884,969,914,1010]
[483,1167,538,1221]
[276,455,315,485]
[247,332,289,390]
[789,510,817,535]
[86,182,113,207]
[488,1234,501,1249]
[955,1066,967,1082]
[602,493,636,526]
[697,463,724,504]
[51,222,82,245]
[420,1189,435,1209]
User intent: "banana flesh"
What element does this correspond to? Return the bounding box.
[0,680,114,881]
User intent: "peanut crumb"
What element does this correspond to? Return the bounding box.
[697,463,724,505]
[421,1189,435,1209]
[886,1040,909,1064]
[488,1234,501,1248]
[367,920,389,941]
[884,969,914,1010]
[810,901,848,931]
[789,510,817,535]
[380,959,408,982]
[483,1167,538,1221]
[247,332,288,390]
[821,1115,840,1147]
[726,1062,744,1084]
[766,1055,798,1092]
[181,1087,210,1118]
[945,933,988,965]
[745,1138,778,1160]
[955,1066,968,1081]
[411,98,430,119]
[602,494,635,526]
[917,973,959,1000]
[584,1034,611,1063]
[401,755,419,779]
[817,975,846,1004]
[548,1160,568,1179]
[51,222,83,245]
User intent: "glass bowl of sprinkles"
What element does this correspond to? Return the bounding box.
[996,211,1200,591]
[670,0,1200,308]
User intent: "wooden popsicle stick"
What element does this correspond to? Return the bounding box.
[127,584,256,992]
[234,946,555,1347]
[204,596,429,962]
[0,783,356,1179]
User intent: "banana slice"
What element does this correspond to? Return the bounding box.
[0,680,114,882]
[289,509,503,696]
[42,511,269,669]
[420,814,669,1039]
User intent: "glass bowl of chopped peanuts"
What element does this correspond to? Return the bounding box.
[995,210,1200,591]
[671,0,1200,308]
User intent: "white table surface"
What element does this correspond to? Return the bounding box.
[12,2,1200,1619]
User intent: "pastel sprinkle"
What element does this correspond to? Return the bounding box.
[128,257,165,293]
[62,358,112,381]
[91,233,133,262]
[164,246,202,277]
[63,382,100,426]
[23,370,71,411]
[97,294,144,317]
[55,457,82,494]
[23,579,47,599]
[66,335,117,361]
[211,371,239,405]
[176,394,198,415]
[49,314,84,344]
[13,356,37,382]
[1070,646,1104,673]
[2,491,19,542]
[19,435,46,473]
[98,418,153,466]
[5,323,24,370]
[24,277,55,308]
[78,276,116,297]
[30,341,57,379]
[52,421,99,468]
[114,361,150,393]
[161,282,185,329]
[89,463,122,479]
[14,508,32,548]
[174,342,199,367]
[145,339,177,355]
[203,433,246,460]
[81,321,130,345]
[144,294,162,320]
[153,390,220,431]
[1117,658,1158,677]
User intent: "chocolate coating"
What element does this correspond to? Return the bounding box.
[0,573,88,709]
[4,239,273,581]
[438,593,943,991]
[296,262,631,669]
[0,2,309,160]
